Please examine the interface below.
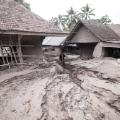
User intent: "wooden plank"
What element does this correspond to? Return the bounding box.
[0,30,69,36]
[103,42,120,48]
[0,45,34,47]
[0,64,9,67]
[23,55,42,57]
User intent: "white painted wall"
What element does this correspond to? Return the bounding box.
[93,42,103,58]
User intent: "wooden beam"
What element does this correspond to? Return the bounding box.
[103,42,120,48]
[0,45,34,47]
[17,35,23,63]
[0,64,9,67]
[0,30,69,36]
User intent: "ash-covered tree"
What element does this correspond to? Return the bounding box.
[80,4,95,20]
[50,15,67,31]
[97,14,111,24]
[50,5,95,31]
[15,0,30,10]
[50,7,80,31]
[50,4,112,31]
[65,7,80,31]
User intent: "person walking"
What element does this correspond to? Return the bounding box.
[59,51,65,66]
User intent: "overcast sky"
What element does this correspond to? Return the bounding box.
[25,0,120,23]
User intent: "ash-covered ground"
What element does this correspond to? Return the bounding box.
[0,55,120,120]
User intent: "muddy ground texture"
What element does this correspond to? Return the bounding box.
[0,55,120,120]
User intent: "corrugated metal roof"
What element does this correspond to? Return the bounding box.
[42,36,67,46]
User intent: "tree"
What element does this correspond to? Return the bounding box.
[50,4,112,31]
[50,17,59,26]
[50,15,67,30]
[50,5,95,31]
[50,7,81,31]
[97,15,111,24]
[15,0,30,10]
[80,4,95,20]
[65,7,80,31]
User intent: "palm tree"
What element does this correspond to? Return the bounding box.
[50,15,66,30]
[64,7,80,31]
[50,5,95,31]
[58,15,67,30]
[50,8,79,31]
[80,4,95,20]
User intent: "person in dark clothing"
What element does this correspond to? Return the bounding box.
[59,52,65,66]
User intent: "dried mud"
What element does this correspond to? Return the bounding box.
[0,59,120,120]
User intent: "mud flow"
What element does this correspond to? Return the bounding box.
[0,56,120,120]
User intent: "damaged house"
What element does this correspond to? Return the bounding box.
[0,0,65,67]
[65,20,120,59]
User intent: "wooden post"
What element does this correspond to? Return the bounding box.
[9,36,18,64]
[17,35,23,63]
[9,36,15,65]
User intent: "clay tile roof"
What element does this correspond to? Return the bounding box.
[65,20,120,43]
[0,0,63,34]
[109,24,120,37]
